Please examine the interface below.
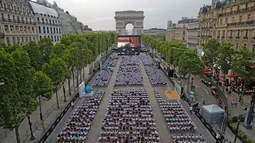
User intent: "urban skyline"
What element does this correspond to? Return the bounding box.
[37,0,211,30]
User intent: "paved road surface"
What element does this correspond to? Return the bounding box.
[86,56,121,143]
[139,56,172,143]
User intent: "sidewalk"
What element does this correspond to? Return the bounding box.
[0,65,90,143]
[181,75,242,143]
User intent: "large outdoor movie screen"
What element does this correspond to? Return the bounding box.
[117,36,141,47]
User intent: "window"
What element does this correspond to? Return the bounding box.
[237,30,240,37]
[239,15,242,22]
[236,43,239,50]
[49,19,51,24]
[32,27,34,32]
[57,36,59,41]
[220,19,222,24]
[21,37,23,43]
[225,18,228,24]
[54,36,56,41]
[232,17,234,23]
[12,15,15,22]
[218,31,220,36]
[37,17,40,22]
[223,30,225,37]
[12,37,15,44]
[50,27,52,33]
[245,29,248,37]
[46,19,48,24]
[17,37,19,43]
[56,28,58,33]
[248,14,251,21]
[39,36,42,40]
[59,28,61,33]
[4,25,8,31]
[230,30,232,37]
[253,44,255,53]
[42,18,44,23]
[51,36,53,41]
[38,26,41,33]
[244,44,247,48]
[33,37,35,41]
[29,37,31,41]
[6,37,10,45]
[47,27,49,33]
[43,27,45,33]
[53,28,55,33]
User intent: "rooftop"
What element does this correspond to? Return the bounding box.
[29,1,58,17]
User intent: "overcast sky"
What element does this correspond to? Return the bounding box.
[41,0,211,30]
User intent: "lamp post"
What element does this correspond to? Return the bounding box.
[233,117,241,143]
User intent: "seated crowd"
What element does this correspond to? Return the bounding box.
[57,90,105,143]
[154,89,205,143]
[93,56,117,86]
[144,66,167,85]
[141,55,167,85]
[141,55,153,66]
[99,89,160,143]
[93,70,113,86]
[115,56,143,86]
[171,134,206,143]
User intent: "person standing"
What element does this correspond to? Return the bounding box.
[71,101,74,109]
[190,106,193,115]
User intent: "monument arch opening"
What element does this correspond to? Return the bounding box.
[125,23,134,35]
[115,10,144,36]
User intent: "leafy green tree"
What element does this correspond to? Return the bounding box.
[232,48,255,89]
[23,41,43,71]
[33,71,53,132]
[42,57,69,109]
[0,50,23,143]
[202,38,221,73]
[178,50,202,93]
[217,43,233,78]
[11,49,38,141]
[38,37,53,64]
[53,43,66,58]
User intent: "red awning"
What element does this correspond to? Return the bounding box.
[204,71,211,74]
[219,75,226,78]
[227,74,237,78]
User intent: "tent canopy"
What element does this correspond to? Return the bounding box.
[202,104,225,113]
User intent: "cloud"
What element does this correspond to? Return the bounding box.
[86,17,113,23]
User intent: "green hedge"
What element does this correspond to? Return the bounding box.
[228,122,254,143]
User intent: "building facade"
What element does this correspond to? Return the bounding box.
[0,0,37,46]
[51,2,84,36]
[29,1,62,43]
[166,29,175,42]
[198,0,255,53]
[187,22,199,49]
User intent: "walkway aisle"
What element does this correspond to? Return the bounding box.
[139,56,172,143]
[86,55,121,143]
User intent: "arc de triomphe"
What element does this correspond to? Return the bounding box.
[114,10,144,35]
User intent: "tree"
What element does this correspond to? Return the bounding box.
[202,38,221,75]
[38,38,53,64]
[52,43,66,58]
[232,48,255,101]
[23,41,43,71]
[217,43,233,79]
[11,49,37,141]
[42,58,69,109]
[178,50,203,93]
[33,71,53,132]
[0,50,23,143]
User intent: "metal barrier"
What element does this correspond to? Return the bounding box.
[38,93,79,143]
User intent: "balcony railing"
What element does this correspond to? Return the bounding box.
[227,20,255,26]
[217,36,220,38]
[236,36,240,39]
[218,6,255,17]
[221,36,225,38]
[252,37,255,39]
[229,36,232,39]
[244,37,248,39]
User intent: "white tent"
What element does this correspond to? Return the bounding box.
[201,104,225,124]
